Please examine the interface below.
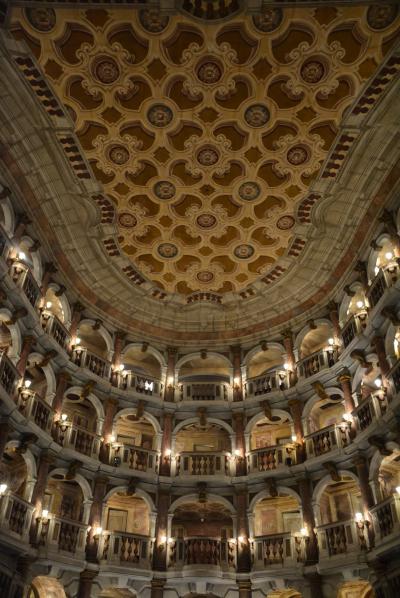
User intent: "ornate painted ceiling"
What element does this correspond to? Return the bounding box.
[8,3,400,298]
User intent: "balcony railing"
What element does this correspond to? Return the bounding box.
[245,370,289,398]
[17,388,53,433]
[353,391,389,432]
[316,519,369,559]
[178,382,231,401]
[298,348,337,379]
[10,261,42,308]
[53,422,101,458]
[37,516,88,555]
[247,444,296,472]
[305,423,351,459]
[100,531,152,567]
[252,533,305,569]
[109,444,159,473]
[40,311,71,352]
[175,452,231,476]
[0,492,34,541]
[341,314,366,348]
[388,360,400,395]
[71,347,111,380]
[366,269,388,309]
[116,370,163,398]
[370,495,400,542]
[168,537,236,569]
[0,351,19,397]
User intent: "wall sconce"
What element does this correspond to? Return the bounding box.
[395,486,400,496]
[233,376,240,387]
[160,534,167,545]
[342,413,353,423]
[94,526,103,536]
[328,338,334,346]
[234,449,241,457]
[0,483,7,495]
[374,378,382,388]
[356,300,364,309]
[60,413,68,422]
[23,379,32,389]
[41,509,49,521]
[109,435,116,444]
[238,535,245,543]
[283,363,290,371]
[300,527,308,538]
[354,512,364,523]
[385,251,393,261]
[73,337,81,348]
[18,251,26,261]
[167,376,174,388]
[45,301,52,309]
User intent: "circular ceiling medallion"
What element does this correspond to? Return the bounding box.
[287,145,310,165]
[196,213,217,228]
[367,4,398,30]
[277,215,295,230]
[92,56,120,85]
[300,59,326,84]
[154,181,176,200]
[108,145,129,165]
[244,104,270,128]
[238,181,261,201]
[139,9,169,32]
[197,61,223,84]
[197,147,220,166]
[252,8,283,32]
[118,212,137,228]
[234,244,255,259]
[147,104,173,128]
[157,243,178,259]
[197,271,214,283]
[25,8,56,31]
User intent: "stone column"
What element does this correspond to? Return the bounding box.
[52,372,70,421]
[151,579,165,598]
[372,335,391,378]
[159,413,173,476]
[111,331,126,386]
[87,476,108,562]
[237,580,252,598]
[77,569,98,598]
[236,487,251,573]
[12,214,31,244]
[298,477,318,564]
[282,329,297,386]
[100,398,119,463]
[231,345,243,401]
[29,452,54,543]
[164,347,177,402]
[306,573,325,598]
[16,335,35,377]
[40,262,57,296]
[288,399,305,463]
[153,489,170,571]
[233,413,246,475]
[0,420,10,459]
[338,370,356,413]
[353,455,374,512]
[327,300,342,347]
[69,302,85,345]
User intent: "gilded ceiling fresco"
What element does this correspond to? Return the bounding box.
[10,4,400,296]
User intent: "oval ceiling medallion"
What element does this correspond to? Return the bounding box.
[238,181,261,201]
[147,104,173,128]
[277,215,295,230]
[118,212,137,228]
[92,56,120,85]
[157,243,178,258]
[139,9,169,32]
[244,104,270,128]
[287,145,310,165]
[234,244,255,259]
[252,8,283,32]
[300,59,326,84]
[367,4,398,30]
[108,145,129,165]
[197,146,220,166]
[197,271,214,283]
[196,213,217,228]
[197,61,223,84]
[25,8,56,31]
[154,181,176,200]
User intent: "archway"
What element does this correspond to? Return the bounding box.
[247,411,295,471]
[173,420,232,475]
[110,411,160,472]
[245,345,288,395]
[176,353,232,401]
[29,576,67,598]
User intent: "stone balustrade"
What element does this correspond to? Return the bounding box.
[71,347,111,380]
[245,370,289,398]
[168,536,236,570]
[316,519,369,559]
[370,494,400,543]
[37,515,88,556]
[297,348,338,379]
[40,311,71,352]
[247,444,296,472]
[341,314,367,348]
[16,388,53,433]
[0,492,34,542]
[352,391,389,432]
[99,531,152,568]
[174,452,231,476]
[116,370,164,398]
[252,532,305,569]
[305,423,352,459]
[53,421,101,458]
[109,444,159,473]
[10,261,42,309]
[0,351,20,397]
[178,381,231,401]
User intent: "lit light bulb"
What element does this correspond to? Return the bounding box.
[328,338,334,346]
[119,364,125,372]
[395,486,400,496]
[165,448,172,457]
[300,527,308,537]
[24,379,32,388]
[291,435,297,443]
[42,509,49,519]
[385,251,393,261]
[18,251,26,261]
[342,413,353,423]
[74,337,81,345]
[160,535,167,544]
[234,449,241,457]
[45,301,52,309]
[109,435,116,443]
[283,363,290,371]
[374,378,382,388]
[374,266,379,276]
[356,300,364,309]
[61,413,68,422]
[238,535,245,543]
[94,526,103,536]
[0,483,7,494]
[355,512,363,522]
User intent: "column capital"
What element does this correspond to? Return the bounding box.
[80,569,98,582]
[105,397,119,408]
[327,300,338,312]
[94,475,109,486]
[352,453,368,468]
[337,369,352,383]
[73,301,85,313]
[57,371,71,383]
[44,261,58,274]
[281,327,293,340]
[38,450,55,466]
[115,330,127,341]
[237,580,252,591]
[22,335,35,345]
[151,579,166,590]
[288,398,302,409]
[166,346,177,356]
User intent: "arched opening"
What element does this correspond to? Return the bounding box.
[72,321,111,379]
[245,347,288,396]
[352,361,389,433]
[316,475,367,558]
[298,323,337,378]
[169,499,235,568]
[28,576,67,598]
[248,413,295,472]
[40,287,70,351]
[304,393,350,459]
[24,357,48,398]
[177,355,231,401]
[174,422,232,476]
[340,287,369,348]
[17,356,54,432]
[0,319,13,355]
[110,413,159,473]
[367,236,398,309]
[42,287,65,323]
[53,391,101,459]
[371,451,400,544]
[376,451,400,500]
[0,445,34,540]
[118,345,163,397]
[38,472,89,555]
[100,491,152,567]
